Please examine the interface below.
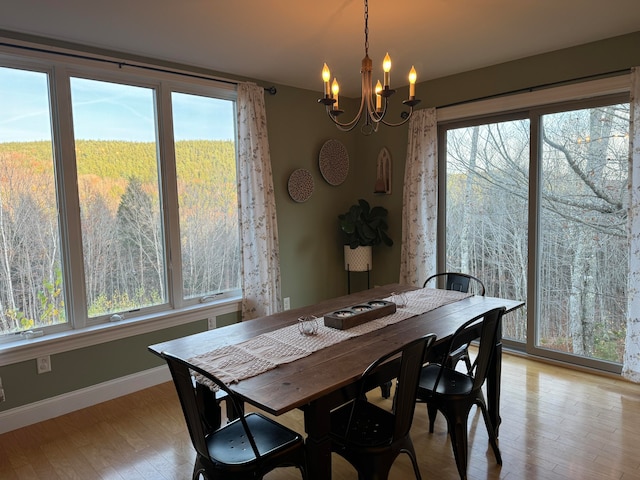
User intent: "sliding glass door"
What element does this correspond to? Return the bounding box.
[440,96,630,371]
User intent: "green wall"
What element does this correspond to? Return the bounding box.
[1,30,639,414]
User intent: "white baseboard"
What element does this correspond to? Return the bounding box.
[0,365,171,434]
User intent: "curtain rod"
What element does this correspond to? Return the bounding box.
[436,68,631,110]
[0,40,277,95]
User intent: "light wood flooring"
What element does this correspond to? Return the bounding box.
[1,352,639,479]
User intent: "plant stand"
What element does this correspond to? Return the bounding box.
[344,245,372,293]
[346,267,370,294]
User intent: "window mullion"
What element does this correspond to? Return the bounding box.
[51,64,88,329]
[156,83,183,309]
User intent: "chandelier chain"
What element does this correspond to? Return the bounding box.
[364,0,369,55]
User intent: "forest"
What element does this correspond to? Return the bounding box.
[0,139,239,334]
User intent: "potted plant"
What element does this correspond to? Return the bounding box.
[338,199,393,271]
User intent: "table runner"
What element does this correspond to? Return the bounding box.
[190,288,470,388]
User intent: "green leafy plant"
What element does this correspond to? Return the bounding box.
[338,199,393,249]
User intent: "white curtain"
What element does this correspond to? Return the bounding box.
[236,82,282,320]
[624,67,640,383]
[399,108,438,287]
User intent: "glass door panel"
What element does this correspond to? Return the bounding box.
[538,104,629,363]
[445,119,529,342]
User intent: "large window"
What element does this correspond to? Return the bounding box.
[0,67,65,334]
[0,52,239,338]
[441,93,630,371]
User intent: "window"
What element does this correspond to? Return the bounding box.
[440,92,630,372]
[71,77,167,317]
[0,66,65,333]
[0,51,239,339]
[172,92,239,300]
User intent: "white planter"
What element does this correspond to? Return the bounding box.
[344,245,372,272]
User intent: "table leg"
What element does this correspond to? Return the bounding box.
[302,398,333,480]
[487,335,503,436]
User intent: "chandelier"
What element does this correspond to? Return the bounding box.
[318,0,420,135]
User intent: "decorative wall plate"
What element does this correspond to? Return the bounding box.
[287,168,314,202]
[319,139,349,186]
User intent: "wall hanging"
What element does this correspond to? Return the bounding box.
[319,139,349,186]
[288,168,314,202]
[373,147,392,194]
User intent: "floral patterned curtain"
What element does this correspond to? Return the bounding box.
[236,83,282,320]
[399,108,438,287]
[624,67,640,383]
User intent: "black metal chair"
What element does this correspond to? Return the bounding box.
[416,307,505,480]
[423,272,486,373]
[423,272,485,295]
[161,351,307,480]
[329,334,437,480]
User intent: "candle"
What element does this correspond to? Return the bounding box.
[409,66,417,98]
[332,78,339,109]
[375,80,382,111]
[383,53,391,87]
[322,63,331,96]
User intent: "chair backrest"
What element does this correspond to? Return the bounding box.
[353,334,436,440]
[160,351,259,461]
[468,307,504,390]
[433,307,505,392]
[423,272,486,296]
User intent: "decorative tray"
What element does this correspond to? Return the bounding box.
[324,300,396,330]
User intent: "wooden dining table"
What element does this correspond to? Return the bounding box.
[148,284,524,480]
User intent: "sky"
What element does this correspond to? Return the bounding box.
[0,66,235,143]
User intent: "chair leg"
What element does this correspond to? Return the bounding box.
[477,398,502,465]
[449,418,470,480]
[427,404,438,433]
[380,381,392,399]
[401,444,423,480]
[192,456,206,480]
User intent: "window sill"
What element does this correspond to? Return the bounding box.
[0,296,242,366]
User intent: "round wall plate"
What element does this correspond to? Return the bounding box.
[319,139,349,186]
[288,168,314,202]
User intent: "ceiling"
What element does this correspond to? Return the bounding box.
[1,0,640,97]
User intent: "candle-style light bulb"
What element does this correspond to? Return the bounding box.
[322,63,331,96]
[331,78,340,109]
[382,53,391,87]
[375,80,382,111]
[408,66,417,98]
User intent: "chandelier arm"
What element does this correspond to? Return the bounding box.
[325,93,368,131]
[378,107,414,127]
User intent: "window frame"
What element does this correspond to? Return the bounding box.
[0,42,242,364]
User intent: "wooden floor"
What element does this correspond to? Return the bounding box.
[1,352,639,480]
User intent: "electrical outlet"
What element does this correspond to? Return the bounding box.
[207,317,217,330]
[37,355,51,374]
[0,377,5,403]
[283,297,291,310]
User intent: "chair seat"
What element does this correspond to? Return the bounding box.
[419,364,474,397]
[330,399,394,448]
[208,412,304,466]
